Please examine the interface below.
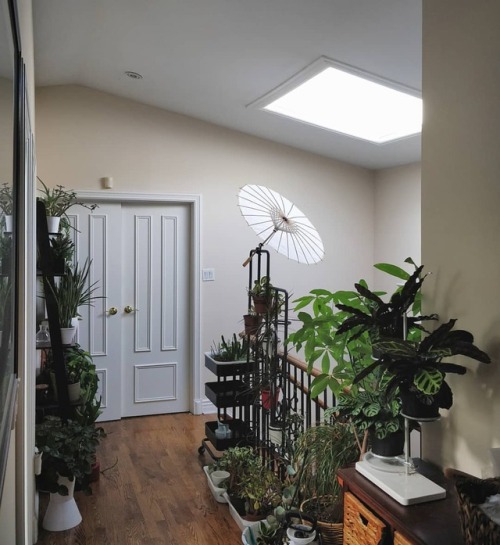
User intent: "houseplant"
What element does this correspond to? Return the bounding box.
[293,419,360,545]
[249,276,285,316]
[35,415,105,530]
[48,258,102,334]
[239,464,283,520]
[48,218,75,273]
[38,177,97,217]
[65,344,99,406]
[215,446,262,509]
[208,333,249,362]
[286,259,439,449]
[0,182,13,215]
[355,318,491,419]
[286,280,405,453]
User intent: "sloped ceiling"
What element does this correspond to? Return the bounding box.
[33,0,422,170]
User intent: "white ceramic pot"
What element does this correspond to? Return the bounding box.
[286,526,316,545]
[46,216,61,233]
[268,425,283,446]
[42,475,82,531]
[211,470,230,487]
[60,327,76,345]
[4,215,13,233]
[67,381,81,403]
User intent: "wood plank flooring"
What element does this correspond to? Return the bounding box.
[36,413,243,545]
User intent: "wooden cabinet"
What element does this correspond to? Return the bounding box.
[343,491,387,545]
[338,461,464,545]
[393,531,414,545]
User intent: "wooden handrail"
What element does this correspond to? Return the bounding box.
[282,352,321,377]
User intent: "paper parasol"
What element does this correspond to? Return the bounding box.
[238,184,324,264]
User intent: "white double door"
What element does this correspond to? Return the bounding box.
[70,200,190,421]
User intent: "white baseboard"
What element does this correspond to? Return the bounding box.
[202,398,217,414]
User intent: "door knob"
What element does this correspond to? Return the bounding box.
[124,305,138,314]
[107,306,118,315]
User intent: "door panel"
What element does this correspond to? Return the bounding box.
[121,203,189,417]
[70,203,122,421]
[69,201,190,420]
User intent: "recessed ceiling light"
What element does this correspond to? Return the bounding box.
[250,57,422,144]
[124,71,143,80]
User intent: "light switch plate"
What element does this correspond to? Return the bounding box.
[202,268,215,281]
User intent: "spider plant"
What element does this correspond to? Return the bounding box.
[48,258,103,327]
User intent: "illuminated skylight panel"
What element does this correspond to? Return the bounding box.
[263,66,422,144]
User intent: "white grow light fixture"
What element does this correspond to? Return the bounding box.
[251,57,422,144]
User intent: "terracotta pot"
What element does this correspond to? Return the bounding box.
[89,459,100,483]
[252,294,272,314]
[243,314,261,335]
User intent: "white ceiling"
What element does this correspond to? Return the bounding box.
[32,0,422,170]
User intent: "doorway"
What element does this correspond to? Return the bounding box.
[71,192,201,420]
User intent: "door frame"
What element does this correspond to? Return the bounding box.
[77,191,203,415]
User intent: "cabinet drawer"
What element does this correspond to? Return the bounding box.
[343,491,386,545]
[394,531,414,545]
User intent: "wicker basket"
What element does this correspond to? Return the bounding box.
[455,476,500,545]
[393,531,413,545]
[300,496,343,545]
[343,491,387,545]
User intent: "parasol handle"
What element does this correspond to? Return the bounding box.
[242,230,277,267]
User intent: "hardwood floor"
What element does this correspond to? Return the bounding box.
[36,413,243,545]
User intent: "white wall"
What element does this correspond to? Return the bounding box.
[374,162,421,293]
[422,0,500,476]
[35,84,378,389]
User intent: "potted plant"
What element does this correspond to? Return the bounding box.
[35,415,105,531]
[249,275,286,317]
[335,260,437,344]
[47,258,103,342]
[0,182,13,232]
[206,333,249,364]
[65,344,97,404]
[356,318,491,419]
[243,310,263,336]
[215,447,261,504]
[37,177,97,232]
[286,260,437,452]
[48,218,75,273]
[239,464,283,520]
[293,419,360,545]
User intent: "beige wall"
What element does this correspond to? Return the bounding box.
[374,162,421,293]
[422,0,500,476]
[35,84,380,388]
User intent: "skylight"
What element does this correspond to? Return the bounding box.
[253,58,422,144]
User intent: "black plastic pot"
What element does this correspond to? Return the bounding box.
[370,430,405,457]
[399,387,440,421]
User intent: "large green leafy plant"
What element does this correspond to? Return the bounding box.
[287,259,439,439]
[356,318,491,412]
[35,416,104,495]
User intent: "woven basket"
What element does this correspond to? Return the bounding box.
[455,476,500,545]
[343,491,386,545]
[300,496,343,545]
